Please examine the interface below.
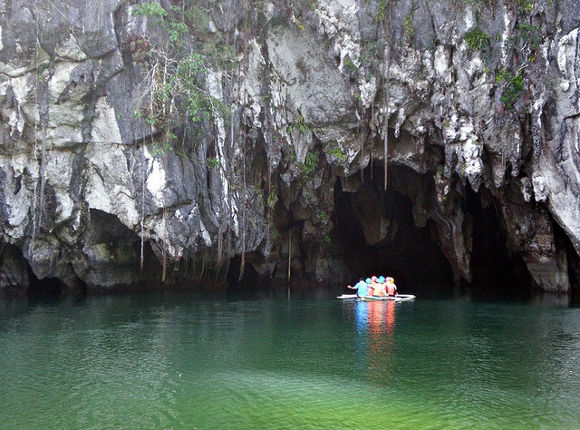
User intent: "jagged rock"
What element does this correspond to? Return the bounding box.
[0,0,579,294]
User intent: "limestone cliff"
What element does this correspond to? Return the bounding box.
[1,0,579,295]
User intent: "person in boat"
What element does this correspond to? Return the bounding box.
[347,278,368,297]
[373,276,387,297]
[385,277,397,296]
[367,277,376,296]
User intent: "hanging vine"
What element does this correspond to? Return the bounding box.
[130,0,239,282]
[381,0,393,191]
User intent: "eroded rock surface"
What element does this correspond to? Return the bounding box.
[1,0,579,294]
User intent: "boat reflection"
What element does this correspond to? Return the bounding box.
[354,300,397,379]
[355,300,397,336]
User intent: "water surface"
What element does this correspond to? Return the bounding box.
[1,292,579,429]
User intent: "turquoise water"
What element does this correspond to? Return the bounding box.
[1,293,579,429]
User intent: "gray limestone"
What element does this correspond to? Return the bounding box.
[0,0,578,294]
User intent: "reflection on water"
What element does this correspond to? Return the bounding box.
[354,300,397,335]
[0,293,579,429]
[355,300,398,381]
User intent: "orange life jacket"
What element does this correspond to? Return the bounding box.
[374,283,386,296]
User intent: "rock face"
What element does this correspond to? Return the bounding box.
[0,0,579,295]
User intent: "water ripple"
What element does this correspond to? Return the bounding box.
[1,297,579,429]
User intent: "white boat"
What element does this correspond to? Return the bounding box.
[337,294,415,302]
[337,294,358,299]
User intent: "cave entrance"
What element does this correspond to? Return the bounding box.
[26,277,66,297]
[465,186,535,296]
[226,255,260,290]
[333,164,454,292]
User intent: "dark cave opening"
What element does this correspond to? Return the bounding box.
[464,186,535,296]
[333,165,454,293]
[333,163,537,296]
[0,243,74,297]
[26,277,66,297]
[551,215,580,298]
[226,255,260,290]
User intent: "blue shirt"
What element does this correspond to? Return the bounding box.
[355,280,368,297]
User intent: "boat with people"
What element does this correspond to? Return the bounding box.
[339,275,415,302]
[337,293,416,302]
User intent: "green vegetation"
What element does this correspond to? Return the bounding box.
[517,0,535,13]
[267,189,278,209]
[344,56,358,72]
[287,114,309,135]
[184,4,210,31]
[328,147,347,162]
[151,141,173,157]
[316,208,329,222]
[129,1,252,281]
[375,0,390,22]
[300,151,320,176]
[517,23,541,50]
[133,3,187,48]
[496,69,525,109]
[500,73,524,109]
[404,11,415,43]
[495,68,510,83]
[132,2,167,20]
[270,227,280,241]
[129,2,237,152]
[172,53,227,122]
[490,2,540,114]
[464,27,490,51]
[296,114,308,133]
[206,157,220,168]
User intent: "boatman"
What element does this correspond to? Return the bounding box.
[347,278,368,297]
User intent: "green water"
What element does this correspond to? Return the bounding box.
[1,293,579,429]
